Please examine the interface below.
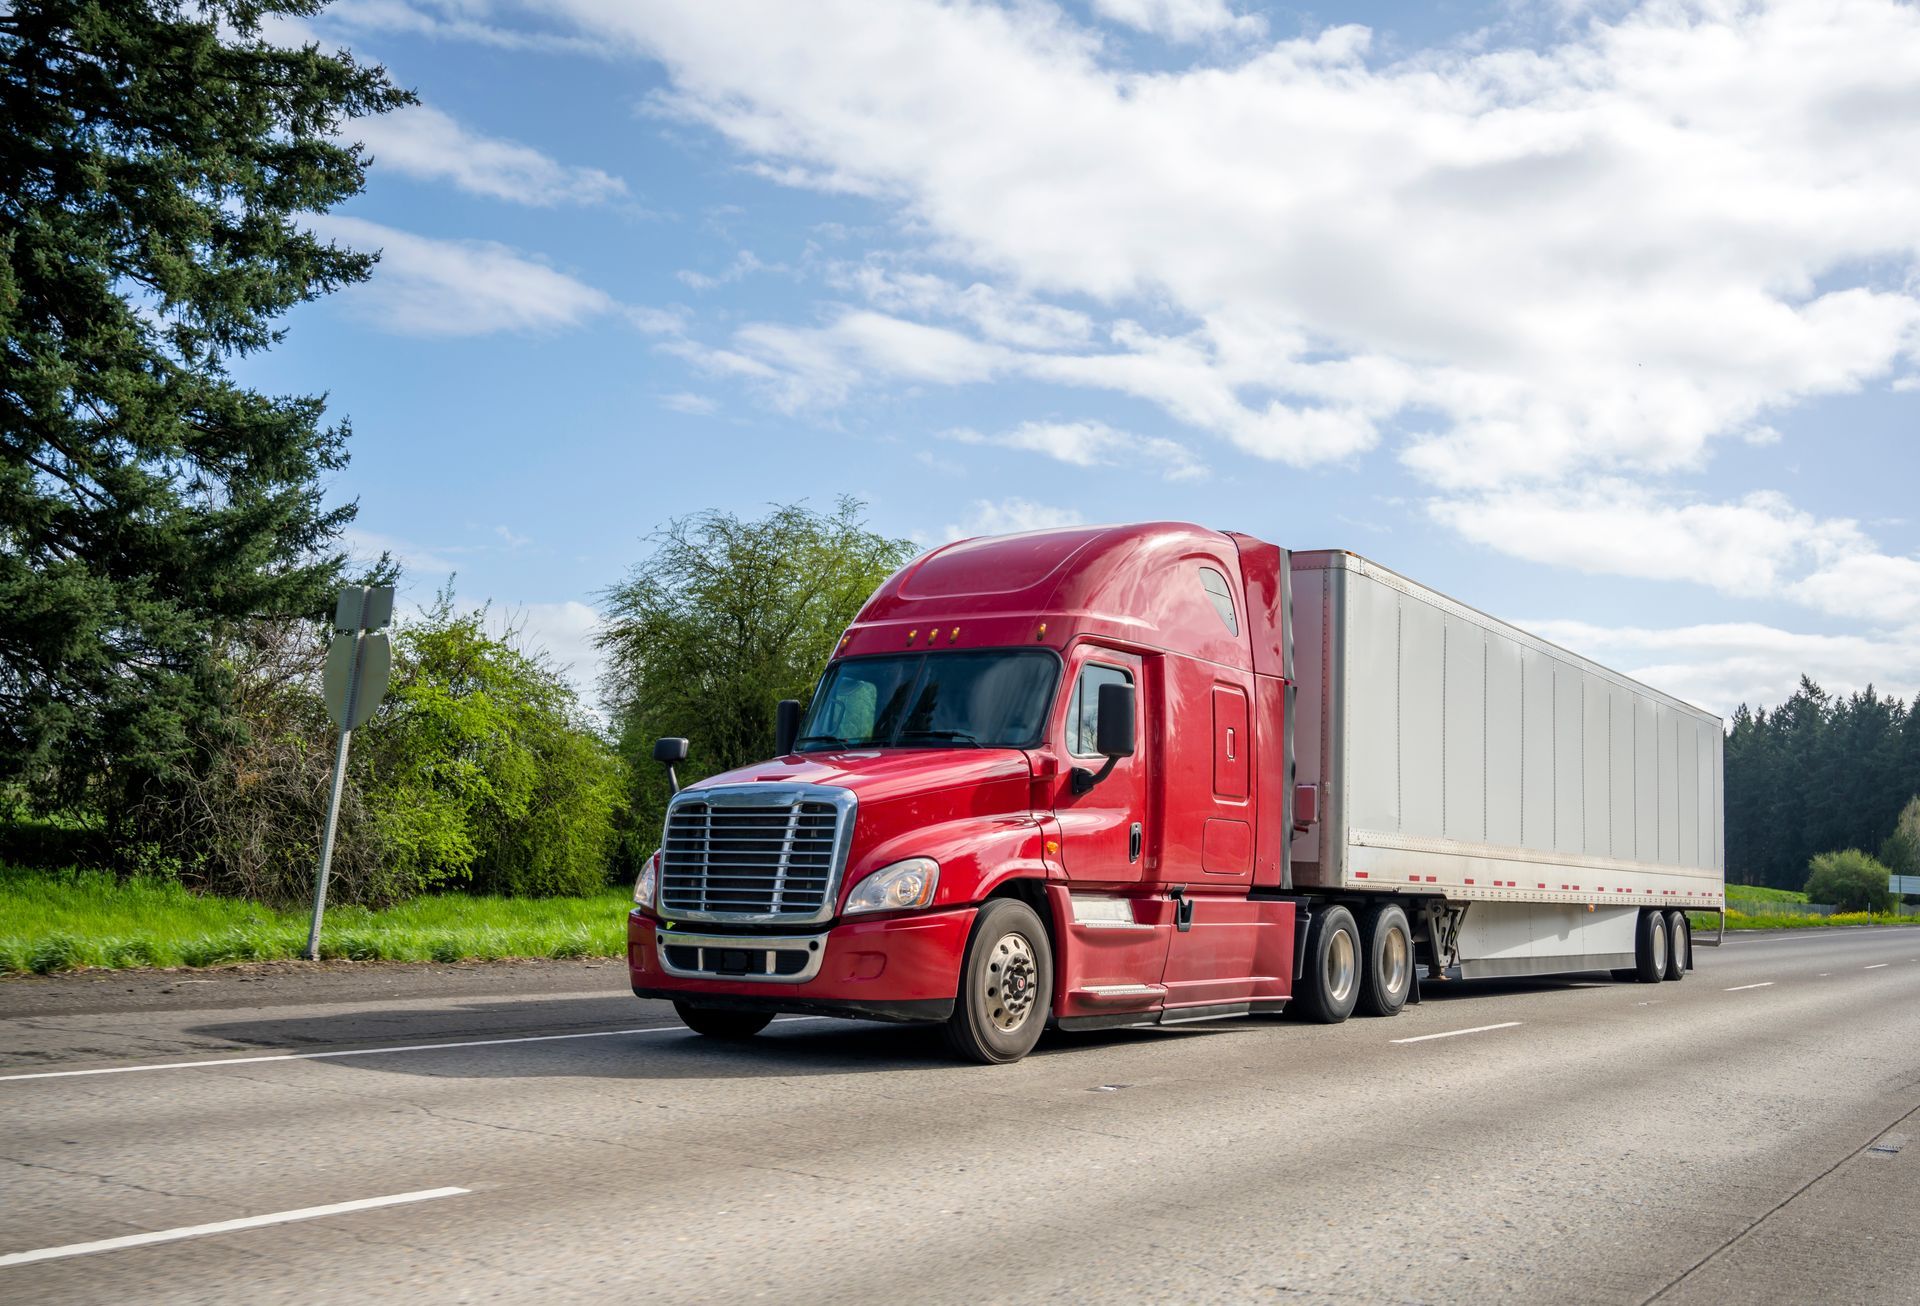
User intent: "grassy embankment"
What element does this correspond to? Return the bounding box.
[5,865,1914,977]
[0,864,629,976]
[1693,884,1919,931]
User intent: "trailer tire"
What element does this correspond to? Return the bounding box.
[1295,905,1362,1023]
[944,899,1052,1065]
[674,1003,774,1039]
[1357,904,1413,1017]
[1664,911,1690,980]
[1635,909,1669,984]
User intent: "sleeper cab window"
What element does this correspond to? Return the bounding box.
[1199,566,1238,635]
[1068,663,1133,758]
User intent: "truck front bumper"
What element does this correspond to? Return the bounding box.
[627,906,976,1024]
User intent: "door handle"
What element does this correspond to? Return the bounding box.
[1129,822,1142,863]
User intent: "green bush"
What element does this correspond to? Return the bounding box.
[1805,849,1895,913]
[363,595,625,898]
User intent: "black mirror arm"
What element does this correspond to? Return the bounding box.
[664,764,679,795]
[1070,755,1119,796]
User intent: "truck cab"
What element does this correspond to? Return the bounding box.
[627,522,1305,1062]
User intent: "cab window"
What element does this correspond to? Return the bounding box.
[1068,663,1133,758]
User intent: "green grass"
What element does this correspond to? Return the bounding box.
[1689,907,1920,931]
[1724,885,1811,904]
[0,864,629,975]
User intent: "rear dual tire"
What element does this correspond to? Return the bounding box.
[1629,908,1690,984]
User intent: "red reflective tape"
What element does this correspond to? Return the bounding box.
[1464,878,1475,885]
[1353,871,1368,878]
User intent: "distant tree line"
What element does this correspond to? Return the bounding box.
[1725,677,1920,890]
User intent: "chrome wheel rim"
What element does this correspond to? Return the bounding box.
[1651,914,1668,965]
[985,932,1039,1032]
[1673,921,1688,969]
[1326,928,1357,1005]
[1381,925,1409,997]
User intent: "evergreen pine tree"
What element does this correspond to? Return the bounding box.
[0,2,411,817]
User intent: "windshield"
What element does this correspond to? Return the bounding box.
[797,651,1058,751]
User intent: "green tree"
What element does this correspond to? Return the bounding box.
[362,596,625,899]
[1804,848,1895,914]
[1881,795,1920,884]
[0,1,410,820]
[598,499,915,860]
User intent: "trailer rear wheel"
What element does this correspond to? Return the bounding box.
[1358,904,1413,1017]
[1295,905,1362,1023]
[1634,909,1669,984]
[1664,911,1690,980]
[944,899,1052,1064]
[674,1003,775,1039]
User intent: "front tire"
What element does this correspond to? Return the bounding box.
[1357,904,1413,1017]
[1635,909,1669,984]
[1295,905,1362,1023]
[675,1002,774,1039]
[944,899,1052,1064]
[1664,911,1690,980]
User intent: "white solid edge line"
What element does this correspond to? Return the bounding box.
[1390,1021,1521,1044]
[0,1187,469,1268]
[0,1016,829,1083]
[1724,981,1775,991]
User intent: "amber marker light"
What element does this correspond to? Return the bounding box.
[950,627,959,640]
[907,629,918,642]
[1035,623,1047,640]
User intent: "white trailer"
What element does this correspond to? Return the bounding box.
[1289,551,1724,980]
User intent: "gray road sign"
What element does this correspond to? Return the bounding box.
[322,631,392,731]
[334,584,396,633]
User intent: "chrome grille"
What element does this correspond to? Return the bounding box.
[659,785,854,923]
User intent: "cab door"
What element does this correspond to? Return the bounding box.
[1049,649,1149,885]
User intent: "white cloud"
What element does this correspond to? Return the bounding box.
[494,599,606,696]
[312,215,618,335]
[547,0,1920,481]
[351,104,626,205]
[1432,481,1920,630]
[943,498,1084,541]
[1091,0,1263,43]
[320,0,605,55]
[1786,551,1920,629]
[659,391,718,415]
[341,526,459,578]
[949,419,1206,480]
[1526,619,1920,718]
[846,266,1094,350]
[1429,483,1864,599]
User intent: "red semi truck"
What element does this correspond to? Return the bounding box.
[628,523,1726,1063]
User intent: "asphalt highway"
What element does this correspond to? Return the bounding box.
[3,928,1918,1304]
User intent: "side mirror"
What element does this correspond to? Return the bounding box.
[1095,682,1136,758]
[774,699,802,757]
[1072,682,1136,795]
[653,736,688,793]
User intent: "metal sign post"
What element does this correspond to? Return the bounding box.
[307,585,395,961]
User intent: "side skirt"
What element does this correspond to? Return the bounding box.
[1055,997,1287,1033]
[1454,951,1637,980]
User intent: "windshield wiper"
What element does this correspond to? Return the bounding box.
[795,733,852,750]
[899,729,981,747]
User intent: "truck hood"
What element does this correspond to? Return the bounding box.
[689,747,1031,805]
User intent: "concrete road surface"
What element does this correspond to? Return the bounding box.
[3,928,1918,1304]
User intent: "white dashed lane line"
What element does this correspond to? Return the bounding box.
[1725,982,1775,992]
[1391,1022,1522,1044]
[0,1188,470,1268]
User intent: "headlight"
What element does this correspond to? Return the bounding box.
[844,857,939,915]
[633,849,660,908]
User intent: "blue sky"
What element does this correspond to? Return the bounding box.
[249,0,1919,717]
